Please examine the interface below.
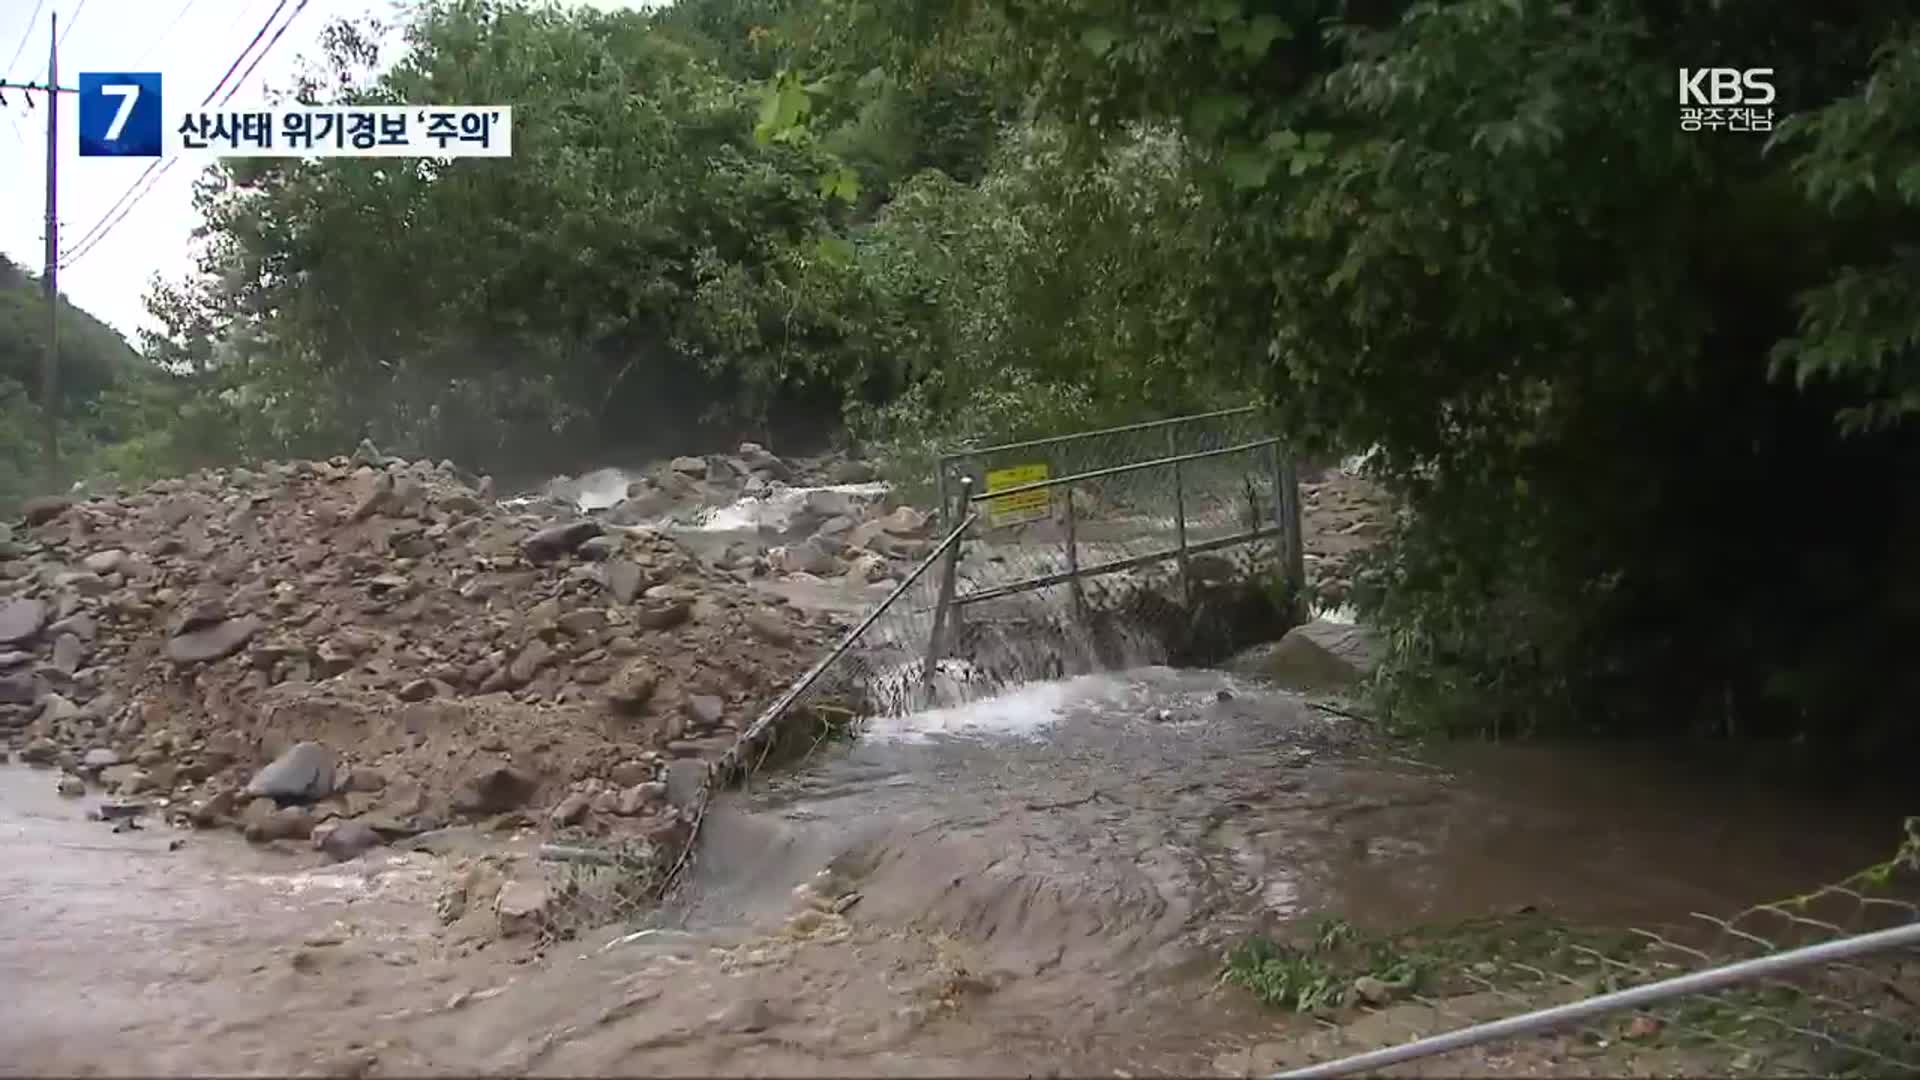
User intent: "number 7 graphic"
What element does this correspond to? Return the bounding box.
[79,72,164,158]
[101,84,140,141]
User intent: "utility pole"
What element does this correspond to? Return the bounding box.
[41,10,60,488]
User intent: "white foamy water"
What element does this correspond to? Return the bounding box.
[692,482,891,533]
[861,675,1089,743]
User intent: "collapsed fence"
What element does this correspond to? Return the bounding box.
[537,407,1306,933]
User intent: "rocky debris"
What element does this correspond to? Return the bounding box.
[0,442,839,871]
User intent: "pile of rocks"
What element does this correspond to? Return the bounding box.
[0,443,845,863]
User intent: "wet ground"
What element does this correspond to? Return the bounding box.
[1,667,1907,1076]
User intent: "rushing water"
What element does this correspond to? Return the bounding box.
[1,667,1907,1076]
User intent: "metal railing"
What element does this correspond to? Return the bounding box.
[1248,829,1920,1078]
[934,405,1267,534]
[920,428,1307,679]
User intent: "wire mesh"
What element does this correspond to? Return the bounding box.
[936,405,1268,533]
[1227,819,1920,1078]
[532,410,1292,941]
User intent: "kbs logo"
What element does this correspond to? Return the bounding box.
[1677,68,1775,133]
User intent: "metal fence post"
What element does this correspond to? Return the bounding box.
[1063,483,1086,623]
[924,476,970,682]
[1172,457,1191,609]
[934,454,952,534]
[1270,441,1306,624]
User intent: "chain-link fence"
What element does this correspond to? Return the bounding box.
[935,405,1270,534]
[535,409,1303,939]
[1223,820,1920,1078]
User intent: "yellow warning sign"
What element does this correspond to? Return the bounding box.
[985,463,1051,527]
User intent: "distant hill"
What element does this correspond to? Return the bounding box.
[0,253,146,507]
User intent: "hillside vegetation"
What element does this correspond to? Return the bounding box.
[10,0,1920,760]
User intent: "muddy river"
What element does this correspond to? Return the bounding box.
[1,667,1904,1076]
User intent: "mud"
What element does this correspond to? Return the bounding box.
[2,667,1905,1076]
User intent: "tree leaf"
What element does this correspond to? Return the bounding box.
[1081,26,1118,58]
[1224,147,1275,189]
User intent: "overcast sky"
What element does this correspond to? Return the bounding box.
[0,0,651,346]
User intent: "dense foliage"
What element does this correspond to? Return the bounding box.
[767,0,1920,753]
[0,254,152,510]
[11,0,1918,756]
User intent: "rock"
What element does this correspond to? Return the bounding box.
[608,759,652,788]
[616,782,666,816]
[57,774,86,797]
[685,694,726,728]
[605,560,649,603]
[606,665,659,715]
[549,792,590,826]
[82,747,121,769]
[521,520,604,563]
[669,456,707,476]
[878,505,931,537]
[20,495,72,526]
[737,443,792,481]
[51,633,84,674]
[82,549,129,575]
[495,880,551,939]
[744,610,795,646]
[17,738,58,765]
[607,490,673,526]
[167,615,264,665]
[0,597,47,645]
[632,599,690,631]
[39,693,80,723]
[1224,619,1381,691]
[507,640,554,685]
[828,460,879,484]
[771,538,838,577]
[314,819,384,862]
[575,536,617,561]
[398,678,437,702]
[800,489,856,521]
[245,741,337,804]
[245,804,315,843]
[1352,975,1397,1007]
[0,674,34,705]
[452,763,537,815]
[664,757,707,809]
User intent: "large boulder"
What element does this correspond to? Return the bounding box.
[246,741,337,803]
[1224,619,1381,691]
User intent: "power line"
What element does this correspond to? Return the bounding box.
[136,0,217,67]
[3,0,49,79]
[55,0,86,49]
[61,0,299,265]
[61,160,176,270]
[218,0,309,106]
[63,0,312,268]
[205,0,289,107]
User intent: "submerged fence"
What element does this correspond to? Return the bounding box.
[1257,825,1920,1078]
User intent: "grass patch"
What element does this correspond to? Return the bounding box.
[1222,911,1649,1013]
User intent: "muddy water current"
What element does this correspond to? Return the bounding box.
[1,667,1905,1076]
